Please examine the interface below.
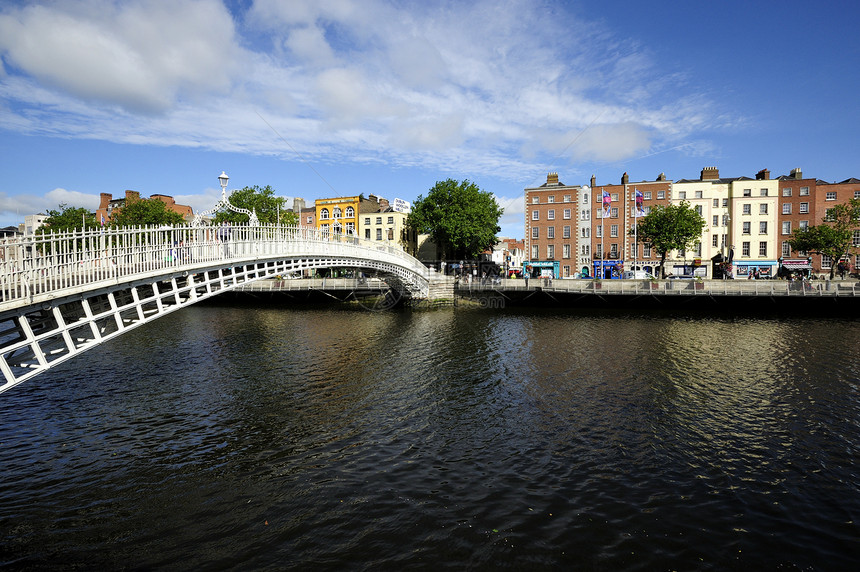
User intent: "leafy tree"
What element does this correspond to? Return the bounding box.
[631,201,705,278]
[110,197,185,227]
[788,198,860,279]
[408,179,503,260]
[213,185,289,225]
[38,204,97,233]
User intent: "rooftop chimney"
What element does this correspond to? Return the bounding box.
[621,172,629,185]
[546,172,559,185]
[125,190,140,202]
[656,172,666,181]
[700,167,719,180]
[590,175,596,189]
[790,167,803,180]
[756,168,770,180]
[99,193,112,209]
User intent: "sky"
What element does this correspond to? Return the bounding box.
[1,0,859,239]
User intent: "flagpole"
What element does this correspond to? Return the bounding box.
[634,187,638,274]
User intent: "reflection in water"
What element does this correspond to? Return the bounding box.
[0,305,858,569]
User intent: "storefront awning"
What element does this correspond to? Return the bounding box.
[781,259,812,269]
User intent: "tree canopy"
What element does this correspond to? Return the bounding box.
[788,198,860,279]
[38,204,97,233]
[110,197,185,227]
[408,179,503,260]
[213,185,291,225]
[631,201,706,278]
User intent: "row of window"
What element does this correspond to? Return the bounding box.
[531,208,572,221]
[319,206,355,219]
[530,194,575,204]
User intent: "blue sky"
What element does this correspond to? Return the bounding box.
[1,0,859,239]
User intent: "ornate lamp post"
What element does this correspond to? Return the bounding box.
[192,171,260,226]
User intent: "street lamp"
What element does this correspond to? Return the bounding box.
[218,171,229,194]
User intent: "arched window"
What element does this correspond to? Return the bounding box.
[345,206,355,217]
[332,207,342,218]
[320,208,329,220]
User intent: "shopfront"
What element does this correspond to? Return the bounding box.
[592,259,624,279]
[735,262,777,279]
[777,258,813,279]
[523,260,560,279]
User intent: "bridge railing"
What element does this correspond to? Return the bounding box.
[0,224,428,309]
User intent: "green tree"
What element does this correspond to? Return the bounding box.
[408,179,503,260]
[110,197,185,227]
[788,198,860,279]
[213,185,288,225]
[38,204,97,233]
[631,201,706,278]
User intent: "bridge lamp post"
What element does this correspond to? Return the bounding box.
[218,171,229,194]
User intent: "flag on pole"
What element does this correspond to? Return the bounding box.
[101,214,105,226]
[635,189,644,217]
[602,189,611,217]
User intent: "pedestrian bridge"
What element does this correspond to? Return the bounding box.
[0,224,431,394]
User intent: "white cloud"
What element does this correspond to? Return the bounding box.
[0,188,100,220]
[0,0,723,185]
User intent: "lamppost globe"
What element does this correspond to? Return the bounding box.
[218,171,229,193]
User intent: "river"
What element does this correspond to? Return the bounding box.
[1,302,858,570]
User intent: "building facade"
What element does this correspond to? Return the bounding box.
[524,172,585,278]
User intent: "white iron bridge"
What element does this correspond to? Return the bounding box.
[0,224,431,394]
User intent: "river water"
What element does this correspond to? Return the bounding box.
[1,302,858,570]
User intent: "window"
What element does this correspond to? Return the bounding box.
[743,189,752,197]
[679,191,687,199]
[563,195,571,202]
[563,209,571,219]
[695,205,703,215]
[826,191,837,201]
[657,191,665,199]
[712,234,718,247]
[365,229,371,239]
[783,188,792,197]
[644,191,652,200]
[332,207,342,217]
[582,193,589,203]
[743,204,751,215]
[346,222,355,235]
[799,202,809,214]
[713,199,719,207]
[388,216,394,224]
[611,193,619,202]
[547,245,555,259]
[364,217,371,225]
[610,207,618,218]
[376,217,382,224]
[760,203,768,214]
[822,254,832,268]
[581,227,590,238]
[582,244,590,256]
[548,209,555,220]
[532,245,539,259]
[532,197,539,204]
[609,244,618,258]
[825,208,835,222]
[722,214,730,227]
[547,227,555,239]
[345,207,355,217]
[799,220,809,230]
[782,221,791,235]
[546,196,554,204]
[596,225,603,238]
[581,209,590,221]
[644,244,652,257]
[563,244,571,258]
[320,208,330,219]
[760,188,768,197]
[563,265,570,277]
[595,244,603,258]
[855,191,860,199]
[695,191,703,199]
[759,242,767,257]
[532,210,539,220]
[800,186,809,196]
[306,216,313,224]
[742,242,750,256]
[722,198,729,208]
[695,242,702,256]
[759,221,768,234]
[532,227,539,239]
[782,241,791,257]
[854,230,860,247]
[782,203,791,215]
[376,228,382,240]
[563,225,571,238]
[713,215,719,227]
[610,224,618,237]
[743,222,751,234]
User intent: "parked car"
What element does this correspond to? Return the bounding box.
[622,270,654,279]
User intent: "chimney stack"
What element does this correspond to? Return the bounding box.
[590,175,596,189]
[621,172,629,185]
[99,193,112,209]
[756,168,770,180]
[125,190,140,202]
[546,172,559,185]
[790,167,803,180]
[656,172,666,181]
[700,167,719,180]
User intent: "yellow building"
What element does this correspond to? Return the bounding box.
[315,196,359,237]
